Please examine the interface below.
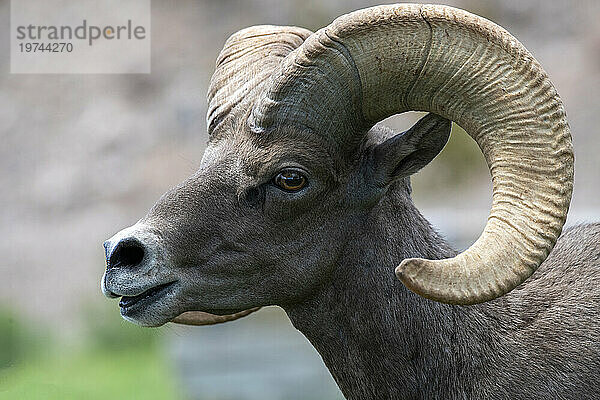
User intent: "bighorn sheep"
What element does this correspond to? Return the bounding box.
[101,4,600,399]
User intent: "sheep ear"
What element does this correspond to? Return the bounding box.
[370,113,451,185]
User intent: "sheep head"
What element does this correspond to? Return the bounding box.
[102,4,573,327]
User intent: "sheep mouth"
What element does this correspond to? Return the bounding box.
[119,281,177,312]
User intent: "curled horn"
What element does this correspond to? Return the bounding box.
[250,4,574,305]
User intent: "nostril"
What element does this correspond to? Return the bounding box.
[108,238,145,270]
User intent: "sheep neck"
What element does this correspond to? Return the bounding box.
[284,193,495,399]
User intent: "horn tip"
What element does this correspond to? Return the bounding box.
[395,258,486,306]
[171,307,261,326]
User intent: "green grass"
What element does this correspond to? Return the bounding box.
[0,347,180,400]
[0,304,181,400]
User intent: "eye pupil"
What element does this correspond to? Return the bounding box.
[275,169,307,192]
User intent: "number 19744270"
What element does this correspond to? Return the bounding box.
[19,42,73,52]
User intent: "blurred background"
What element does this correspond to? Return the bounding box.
[1,0,599,399]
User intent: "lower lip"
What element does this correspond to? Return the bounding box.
[119,281,176,312]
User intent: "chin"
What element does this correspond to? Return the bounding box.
[121,312,170,327]
[117,283,182,327]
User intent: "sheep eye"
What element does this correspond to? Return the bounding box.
[273,169,307,192]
